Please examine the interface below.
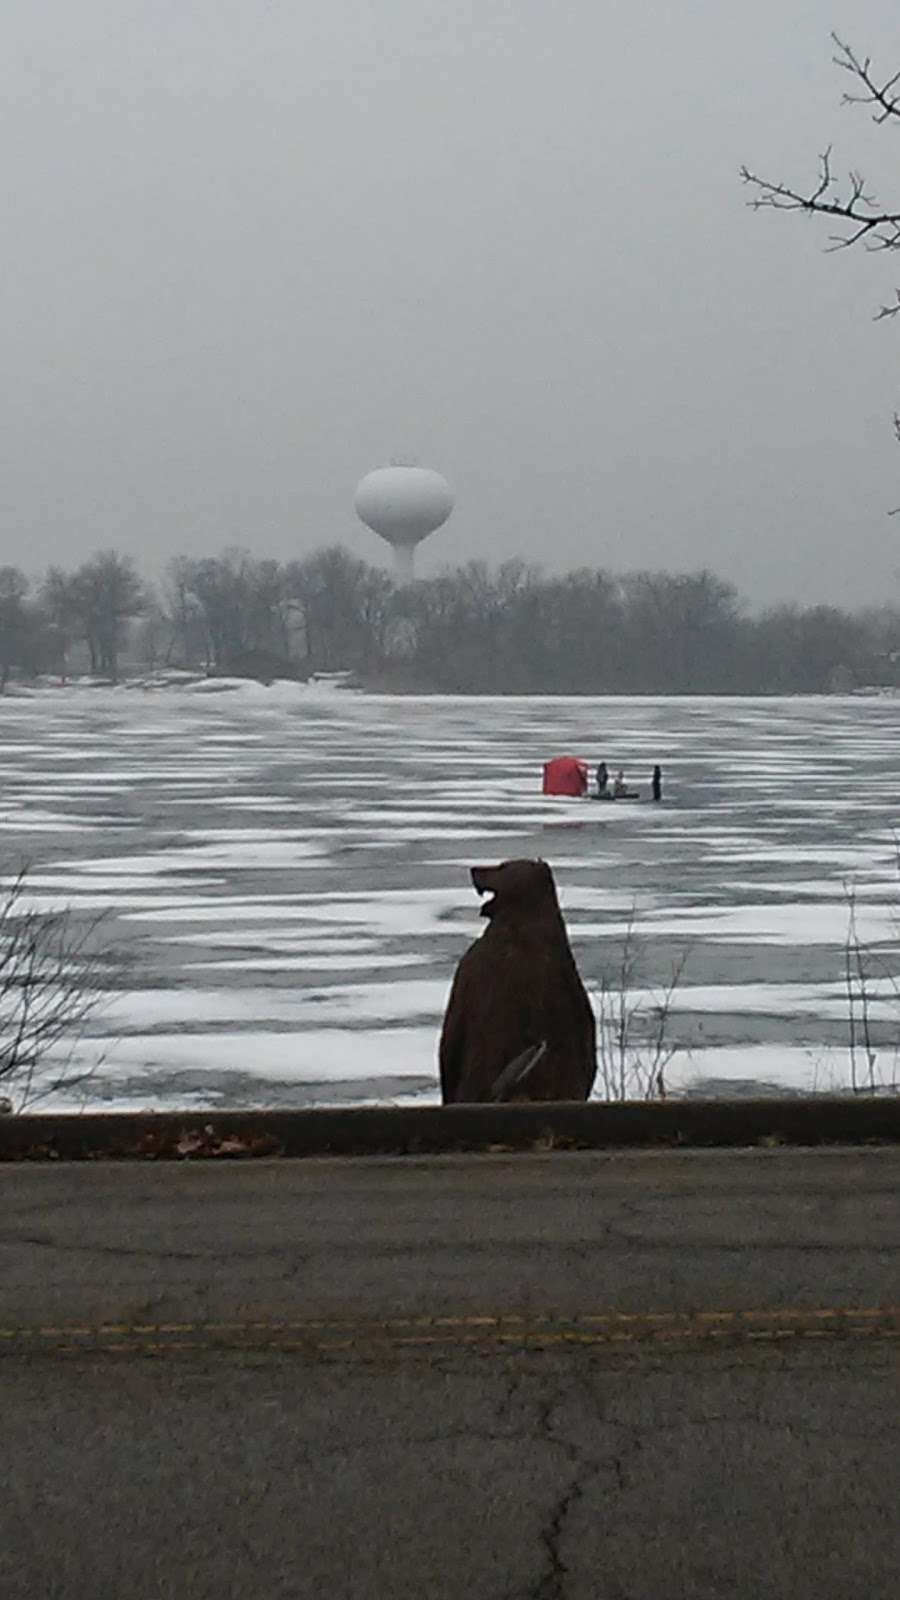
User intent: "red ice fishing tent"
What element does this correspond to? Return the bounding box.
[542,755,589,796]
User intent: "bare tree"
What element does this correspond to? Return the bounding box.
[167,551,294,675]
[40,566,81,682]
[594,914,689,1101]
[132,601,174,673]
[285,547,394,674]
[71,551,147,680]
[742,36,900,280]
[0,568,31,691]
[162,557,208,668]
[0,867,112,1111]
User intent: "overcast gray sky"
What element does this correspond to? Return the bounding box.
[2,0,899,606]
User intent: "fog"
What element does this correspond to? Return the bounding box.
[1,0,899,605]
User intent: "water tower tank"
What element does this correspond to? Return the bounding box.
[354,466,454,581]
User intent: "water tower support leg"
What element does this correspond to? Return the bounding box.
[393,545,416,584]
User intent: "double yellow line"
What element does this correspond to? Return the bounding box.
[1,1306,898,1357]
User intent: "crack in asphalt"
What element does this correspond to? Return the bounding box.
[0,1233,308,1264]
[526,1379,612,1600]
[3,1228,895,1261]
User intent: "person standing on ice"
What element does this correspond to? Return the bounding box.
[652,765,662,802]
[595,762,609,797]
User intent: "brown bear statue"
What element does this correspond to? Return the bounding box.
[439,859,596,1103]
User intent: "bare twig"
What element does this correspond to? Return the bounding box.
[840,876,900,1096]
[845,884,879,1090]
[0,864,116,1111]
[594,914,689,1101]
[646,948,691,1099]
[832,34,900,126]
[844,885,860,1094]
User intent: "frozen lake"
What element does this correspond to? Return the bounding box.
[2,683,900,1110]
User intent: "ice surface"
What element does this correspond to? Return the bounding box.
[3,687,900,1109]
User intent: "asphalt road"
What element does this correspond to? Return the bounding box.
[1,1148,898,1599]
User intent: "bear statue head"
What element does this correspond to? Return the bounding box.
[470,858,560,920]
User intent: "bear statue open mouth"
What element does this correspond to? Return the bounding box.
[470,866,498,917]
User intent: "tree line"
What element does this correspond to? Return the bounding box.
[1,545,898,694]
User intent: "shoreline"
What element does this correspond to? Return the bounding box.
[2,1096,899,1162]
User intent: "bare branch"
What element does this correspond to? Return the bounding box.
[741,148,900,253]
[833,34,900,125]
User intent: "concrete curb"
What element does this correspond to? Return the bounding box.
[1,1097,899,1161]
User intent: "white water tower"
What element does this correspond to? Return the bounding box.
[354,464,454,582]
